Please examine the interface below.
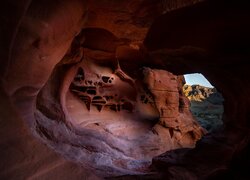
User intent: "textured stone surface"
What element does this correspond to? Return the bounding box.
[0,0,250,179]
[35,58,203,176]
[142,68,204,139]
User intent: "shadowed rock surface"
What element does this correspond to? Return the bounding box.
[0,0,250,179]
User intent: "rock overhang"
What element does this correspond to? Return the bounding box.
[1,0,250,179]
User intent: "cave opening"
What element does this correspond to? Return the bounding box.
[183,73,224,132]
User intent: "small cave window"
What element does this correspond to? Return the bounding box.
[183,73,224,132]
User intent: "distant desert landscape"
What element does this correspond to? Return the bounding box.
[183,84,224,132]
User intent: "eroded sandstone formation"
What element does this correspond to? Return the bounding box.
[1,0,250,179]
[35,50,204,176]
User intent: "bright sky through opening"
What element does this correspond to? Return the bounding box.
[184,73,213,88]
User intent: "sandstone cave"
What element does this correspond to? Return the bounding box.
[0,0,250,179]
[183,73,224,132]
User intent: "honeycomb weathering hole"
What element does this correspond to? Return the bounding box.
[35,57,205,177]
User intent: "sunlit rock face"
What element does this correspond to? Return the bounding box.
[183,84,224,132]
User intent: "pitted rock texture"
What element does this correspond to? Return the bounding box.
[34,53,204,176]
[142,68,204,143]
